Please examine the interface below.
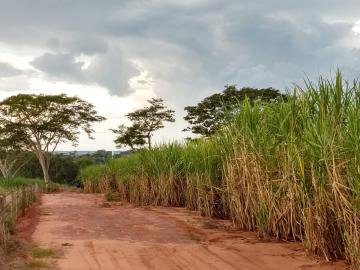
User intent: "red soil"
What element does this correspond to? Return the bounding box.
[16,192,350,270]
[16,199,40,242]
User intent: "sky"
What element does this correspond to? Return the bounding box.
[0,0,360,151]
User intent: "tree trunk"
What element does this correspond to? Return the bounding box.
[129,143,134,151]
[147,135,152,150]
[37,153,50,189]
[42,164,50,189]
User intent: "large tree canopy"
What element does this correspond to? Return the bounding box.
[0,93,105,185]
[112,98,175,150]
[184,85,287,136]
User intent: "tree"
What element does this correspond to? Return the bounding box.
[111,124,146,151]
[92,149,112,163]
[75,155,96,169]
[49,155,80,186]
[112,98,175,149]
[0,94,105,186]
[184,85,287,136]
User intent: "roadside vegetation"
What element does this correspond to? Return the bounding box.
[0,178,43,193]
[0,178,66,194]
[81,71,360,267]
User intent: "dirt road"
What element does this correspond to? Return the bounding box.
[20,193,347,270]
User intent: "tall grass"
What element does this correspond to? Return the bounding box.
[80,71,360,267]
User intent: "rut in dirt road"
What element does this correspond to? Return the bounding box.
[24,192,347,270]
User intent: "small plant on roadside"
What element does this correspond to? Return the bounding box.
[189,233,202,242]
[32,247,55,258]
[105,190,120,202]
[28,259,48,269]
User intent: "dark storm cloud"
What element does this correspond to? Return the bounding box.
[0,0,360,101]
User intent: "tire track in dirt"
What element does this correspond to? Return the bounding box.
[104,248,121,269]
[84,241,102,269]
[20,192,349,270]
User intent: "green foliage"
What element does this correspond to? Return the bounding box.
[0,177,71,195]
[75,155,97,168]
[184,85,287,136]
[0,94,105,148]
[112,98,175,149]
[90,150,112,163]
[49,155,79,185]
[111,124,146,150]
[79,163,109,193]
[0,178,43,191]
[18,153,91,186]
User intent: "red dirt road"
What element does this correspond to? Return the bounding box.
[24,193,347,270]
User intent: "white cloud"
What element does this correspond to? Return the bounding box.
[353,21,360,35]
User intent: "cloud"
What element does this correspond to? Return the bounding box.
[0,62,23,77]
[46,36,108,55]
[31,49,139,95]
[85,48,139,95]
[31,53,84,81]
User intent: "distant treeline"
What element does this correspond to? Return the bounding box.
[0,150,128,186]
